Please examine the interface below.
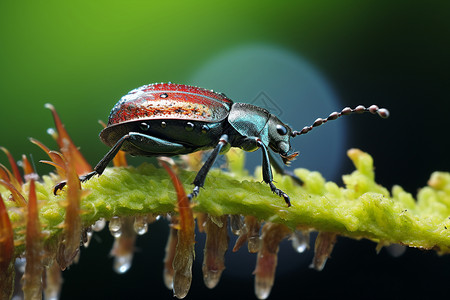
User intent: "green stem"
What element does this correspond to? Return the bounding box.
[4,149,450,256]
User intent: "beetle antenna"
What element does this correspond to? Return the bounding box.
[291,105,389,137]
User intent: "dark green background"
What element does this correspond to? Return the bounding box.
[1,1,449,299]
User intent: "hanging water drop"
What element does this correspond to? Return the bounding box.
[113,253,133,274]
[83,227,93,248]
[386,244,407,257]
[109,216,122,238]
[92,218,106,232]
[229,215,244,235]
[291,230,310,253]
[134,215,148,235]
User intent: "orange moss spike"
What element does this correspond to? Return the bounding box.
[56,139,82,270]
[29,138,67,178]
[233,215,261,253]
[43,260,62,300]
[0,179,27,207]
[0,163,23,194]
[0,193,15,300]
[0,164,10,182]
[196,212,207,233]
[39,160,66,178]
[254,223,292,300]
[113,150,128,168]
[45,103,92,175]
[99,120,127,167]
[0,146,23,186]
[159,159,195,299]
[21,154,38,182]
[29,137,52,154]
[0,193,14,267]
[311,232,337,271]
[22,179,44,299]
[202,215,229,289]
[163,225,178,290]
[159,160,195,236]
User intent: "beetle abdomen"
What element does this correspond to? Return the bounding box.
[107,83,233,126]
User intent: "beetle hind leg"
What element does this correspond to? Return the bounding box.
[53,133,133,195]
[52,170,98,195]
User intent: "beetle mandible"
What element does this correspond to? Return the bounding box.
[55,83,389,207]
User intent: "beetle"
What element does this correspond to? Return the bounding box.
[55,83,389,206]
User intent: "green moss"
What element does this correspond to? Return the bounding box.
[3,149,450,255]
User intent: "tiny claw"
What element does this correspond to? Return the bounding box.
[80,171,97,183]
[280,193,291,207]
[269,182,291,207]
[53,181,67,195]
[187,186,200,201]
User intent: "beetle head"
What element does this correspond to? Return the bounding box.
[267,115,299,165]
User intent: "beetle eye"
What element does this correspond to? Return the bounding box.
[276,124,288,136]
[139,122,150,131]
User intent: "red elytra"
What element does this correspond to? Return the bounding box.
[107,83,233,126]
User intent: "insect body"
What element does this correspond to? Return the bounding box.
[57,83,389,207]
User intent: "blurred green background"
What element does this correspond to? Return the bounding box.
[1,1,449,299]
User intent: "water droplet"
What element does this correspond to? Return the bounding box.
[255,280,272,300]
[83,228,93,247]
[113,253,133,274]
[46,128,56,136]
[161,121,167,128]
[43,293,58,300]
[229,215,244,235]
[203,270,222,289]
[92,218,106,232]
[291,230,310,253]
[139,122,150,131]
[386,244,406,257]
[201,125,210,134]
[15,257,26,273]
[160,93,168,98]
[133,216,148,235]
[185,122,194,132]
[109,216,122,238]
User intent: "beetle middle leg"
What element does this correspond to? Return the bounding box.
[256,139,291,207]
[188,134,229,200]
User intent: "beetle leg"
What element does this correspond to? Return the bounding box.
[53,134,132,195]
[82,132,186,178]
[53,132,190,194]
[189,134,229,200]
[127,132,186,154]
[256,140,291,207]
[268,150,303,186]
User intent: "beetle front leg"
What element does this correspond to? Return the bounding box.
[189,134,229,200]
[256,140,291,207]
